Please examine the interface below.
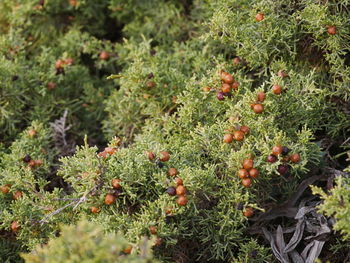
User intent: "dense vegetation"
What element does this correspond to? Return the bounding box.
[0,0,349,262]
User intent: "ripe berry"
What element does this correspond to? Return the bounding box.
[217,92,225,101]
[23,154,31,163]
[290,153,301,163]
[13,191,23,200]
[281,146,290,156]
[28,129,37,137]
[47,82,56,90]
[0,185,10,194]
[175,178,183,186]
[111,179,122,189]
[91,206,100,213]
[232,81,239,90]
[221,83,231,93]
[252,104,263,114]
[28,159,36,168]
[166,187,176,196]
[123,245,133,254]
[99,51,109,60]
[105,147,116,155]
[149,226,157,235]
[176,185,186,196]
[34,160,43,166]
[168,168,178,177]
[104,194,116,205]
[255,12,264,22]
[256,92,266,102]
[233,130,245,141]
[154,237,162,247]
[278,70,288,78]
[240,125,250,134]
[272,145,283,156]
[243,207,254,217]
[146,151,155,161]
[242,178,252,188]
[277,164,289,175]
[55,59,64,69]
[243,159,254,170]
[272,85,282,95]
[203,86,211,92]
[327,25,336,35]
[221,72,234,84]
[233,57,241,65]
[146,81,156,88]
[282,155,290,162]
[159,151,170,162]
[223,134,234,143]
[267,155,277,163]
[249,168,259,178]
[238,169,249,179]
[176,195,188,206]
[11,221,20,232]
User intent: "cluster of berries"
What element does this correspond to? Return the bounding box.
[266,145,301,175]
[238,158,259,188]
[223,125,250,143]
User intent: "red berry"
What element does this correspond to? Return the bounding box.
[223,134,234,143]
[149,225,157,235]
[240,125,250,134]
[55,59,64,69]
[233,57,241,65]
[28,129,37,137]
[243,159,254,170]
[272,145,283,156]
[221,83,231,93]
[255,13,264,22]
[168,168,178,177]
[91,206,100,213]
[243,207,254,217]
[11,221,20,232]
[277,164,289,175]
[232,81,239,90]
[267,155,277,163]
[13,191,23,200]
[146,151,155,161]
[242,178,252,188]
[327,25,336,35]
[159,152,170,162]
[290,153,301,163]
[111,179,122,189]
[252,104,264,114]
[0,185,10,194]
[176,185,186,196]
[217,92,225,101]
[249,168,259,178]
[272,85,282,95]
[221,72,234,84]
[176,195,188,206]
[238,169,249,179]
[104,194,116,205]
[233,130,245,141]
[99,51,109,60]
[175,177,183,186]
[256,92,266,102]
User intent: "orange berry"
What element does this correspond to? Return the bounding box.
[146,151,155,161]
[1,185,10,194]
[176,185,186,196]
[168,168,178,177]
[242,178,252,188]
[221,83,231,93]
[272,145,283,156]
[256,92,266,102]
[47,82,56,90]
[111,179,122,189]
[13,191,23,200]
[220,72,234,84]
[249,168,259,178]
[290,153,301,163]
[28,159,36,168]
[272,84,282,95]
[255,12,264,22]
[176,195,188,206]
[104,194,116,205]
[238,169,249,179]
[327,25,336,35]
[233,130,245,141]
[123,245,133,254]
[34,160,43,166]
[240,125,250,134]
[91,206,100,213]
[253,103,264,114]
[203,86,211,92]
[175,177,183,186]
[11,221,20,232]
[243,159,254,170]
[233,57,241,65]
[149,226,157,235]
[28,129,37,137]
[99,51,109,60]
[223,134,234,143]
[243,207,254,217]
[146,81,156,88]
[105,147,116,155]
[232,81,239,90]
[159,151,170,162]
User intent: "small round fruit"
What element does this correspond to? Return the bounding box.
[13,191,23,200]
[47,82,56,90]
[223,134,234,143]
[221,72,234,84]
[99,51,109,60]
[0,185,10,194]
[240,125,250,134]
[154,237,162,247]
[277,164,289,175]
[55,59,64,69]
[146,81,156,88]
[176,195,188,206]
[290,153,301,163]
[242,178,252,188]
[28,129,37,137]
[267,155,277,163]
[34,160,43,166]
[221,83,231,93]
[281,146,290,156]
[255,12,264,22]
[243,207,254,217]
[123,245,133,254]
[146,151,155,161]
[249,168,259,178]
[278,70,288,78]
[159,151,170,162]
[91,206,100,213]
[232,81,239,90]
[256,91,266,102]
[272,145,283,156]
[176,185,186,196]
[11,221,20,232]
[233,130,245,141]
[203,86,211,92]
[168,168,178,177]
[28,159,36,167]
[327,25,336,35]
[104,194,116,205]
[253,104,264,114]
[233,57,241,65]
[149,226,157,235]
[111,179,122,189]
[69,0,78,6]
[272,85,282,95]
[217,92,225,101]
[238,169,249,179]
[166,187,176,196]
[243,159,254,170]
[175,177,183,186]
